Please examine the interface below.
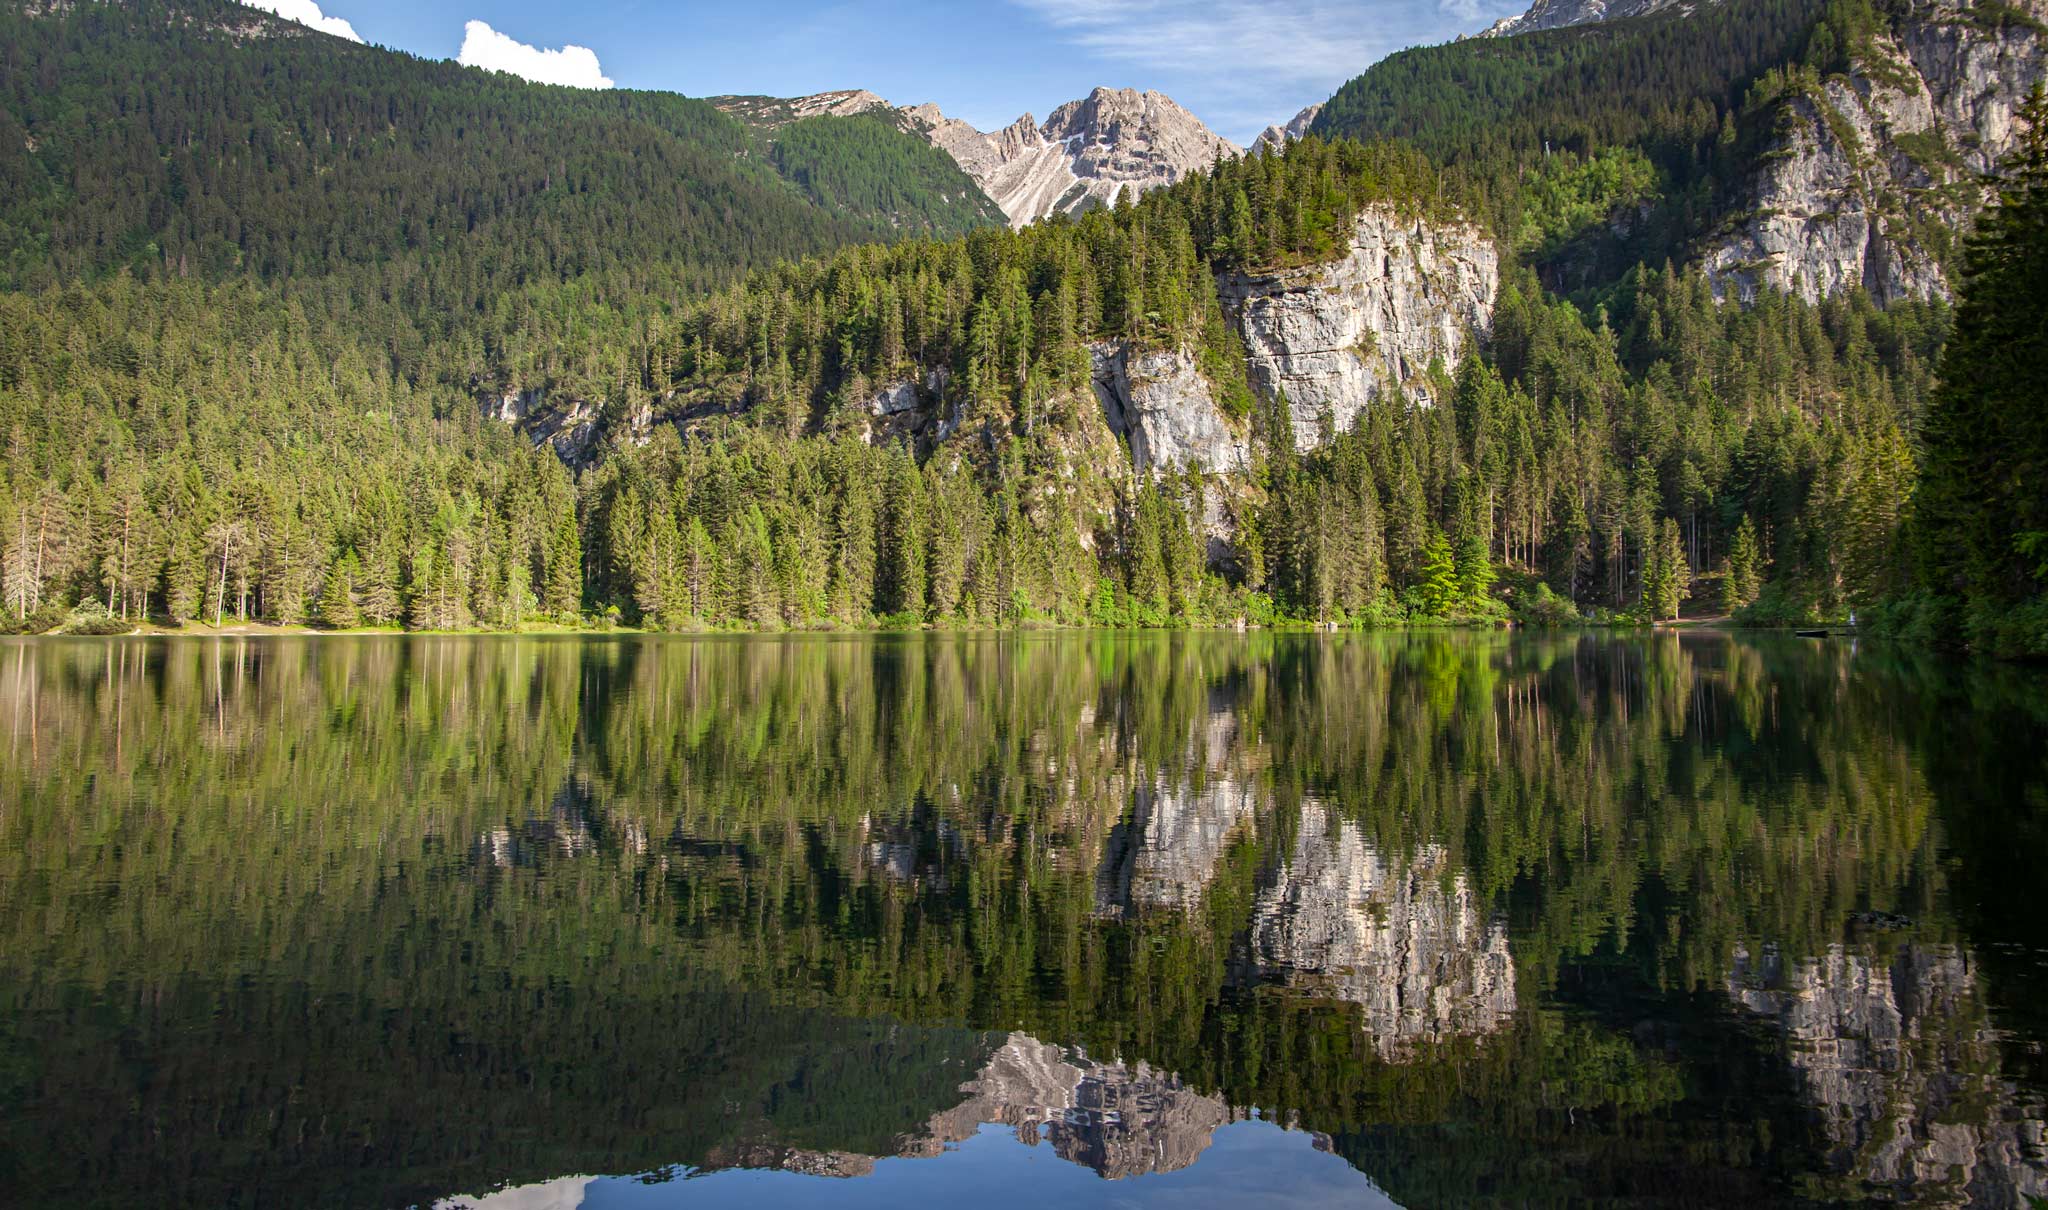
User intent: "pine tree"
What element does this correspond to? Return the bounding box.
[1915,87,2048,603]
[1723,517,1762,614]
[1417,530,1461,617]
[1455,532,1494,610]
[319,551,361,630]
[1648,517,1690,621]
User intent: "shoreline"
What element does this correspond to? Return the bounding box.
[3,618,1784,641]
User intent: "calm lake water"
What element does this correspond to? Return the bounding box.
[2,632,2046,1208]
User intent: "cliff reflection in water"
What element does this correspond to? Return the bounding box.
[1,632,2046,1208]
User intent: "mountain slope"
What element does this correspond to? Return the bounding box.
[1325,0,2046,299]
[1701,0,2048,301]
[1315,0,1828,290]
[0,0,996,295]
[718,88,1243,228]
[908,88,1243,228]
[1483,0,1710,37]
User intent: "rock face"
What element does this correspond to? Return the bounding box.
[1481,0,1707,37]
[1245,803,1517,1059]
[1251,104,1323,154]
[707,89,893,125]
[917,1033,1233,1179]
[903,88,1241,228]
[1729,943,2048,1206]
[482,205,1499,506]
[1703,0,2048,304]
[1220,205,1501,450]
[484,389,651,468]
[720,86,1239,228]
[1095,775,1257,918]
[1091,343,1250,475]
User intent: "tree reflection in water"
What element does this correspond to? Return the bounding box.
[0,632,2044,1207]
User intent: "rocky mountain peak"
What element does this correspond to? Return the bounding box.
[783,86,1240,228]
[1482,0,1712,37]
[964,87,1235,227]
[1252,104,1323,154]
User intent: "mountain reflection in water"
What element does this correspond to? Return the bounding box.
[1,631,2046,1208]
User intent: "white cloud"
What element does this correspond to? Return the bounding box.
[245,0,362,42]
[457,20,614,89]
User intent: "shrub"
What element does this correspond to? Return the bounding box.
[1,606,66,636]
[1733,584,1829,628]
[1515,582,1583,629]
[1964,597,2048,660]
[61,602,135,636]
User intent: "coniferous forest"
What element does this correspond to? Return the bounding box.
[0,0,2042,655]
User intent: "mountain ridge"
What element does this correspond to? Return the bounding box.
[717,86,1243,228]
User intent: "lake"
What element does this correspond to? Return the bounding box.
[1,632,2045,1208]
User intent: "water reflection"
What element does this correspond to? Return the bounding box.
[1,632,2046,1207]
[1244,804,1517,1059]
[1731,944,2048,1207]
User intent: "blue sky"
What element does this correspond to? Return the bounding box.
[251,0,1527,145]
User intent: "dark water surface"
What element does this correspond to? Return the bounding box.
[3,632,2047,1209]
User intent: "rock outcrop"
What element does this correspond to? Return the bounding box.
[1090,343,1250,475]
[1221,205,1501,450]
[1730,942,2048,1206]
[707,89,893,126]
[484,387,651,468]
[902,88,1240,228]
[1245,803,1517,1059]
[1251,104,1323,154]
[1703,0,2048,304]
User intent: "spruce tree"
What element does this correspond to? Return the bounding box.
[319,552,360,630]
[1915,88,2048,603]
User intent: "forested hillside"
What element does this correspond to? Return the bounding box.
[0,0,2036,650]
[0,0,998,296]
[1314,0,1826,284]
[1314,0,2045,302]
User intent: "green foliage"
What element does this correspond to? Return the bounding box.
[1645,517,1691,620]
[1514,148,1662,257]
[1733,581,1832,627]
[0,0,990,295]
[59,601,133,635]
[1912,89,2048,617]
[1723,518,1763,613]
[1514,580,1582,627]
[1313,0,1870,283]
[1416,530,1463,617]
[767,112,1005,236]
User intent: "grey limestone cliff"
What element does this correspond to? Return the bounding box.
[1090,343,1250,475]
[1703,0,2047,303]
[1221,205,1501,451]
